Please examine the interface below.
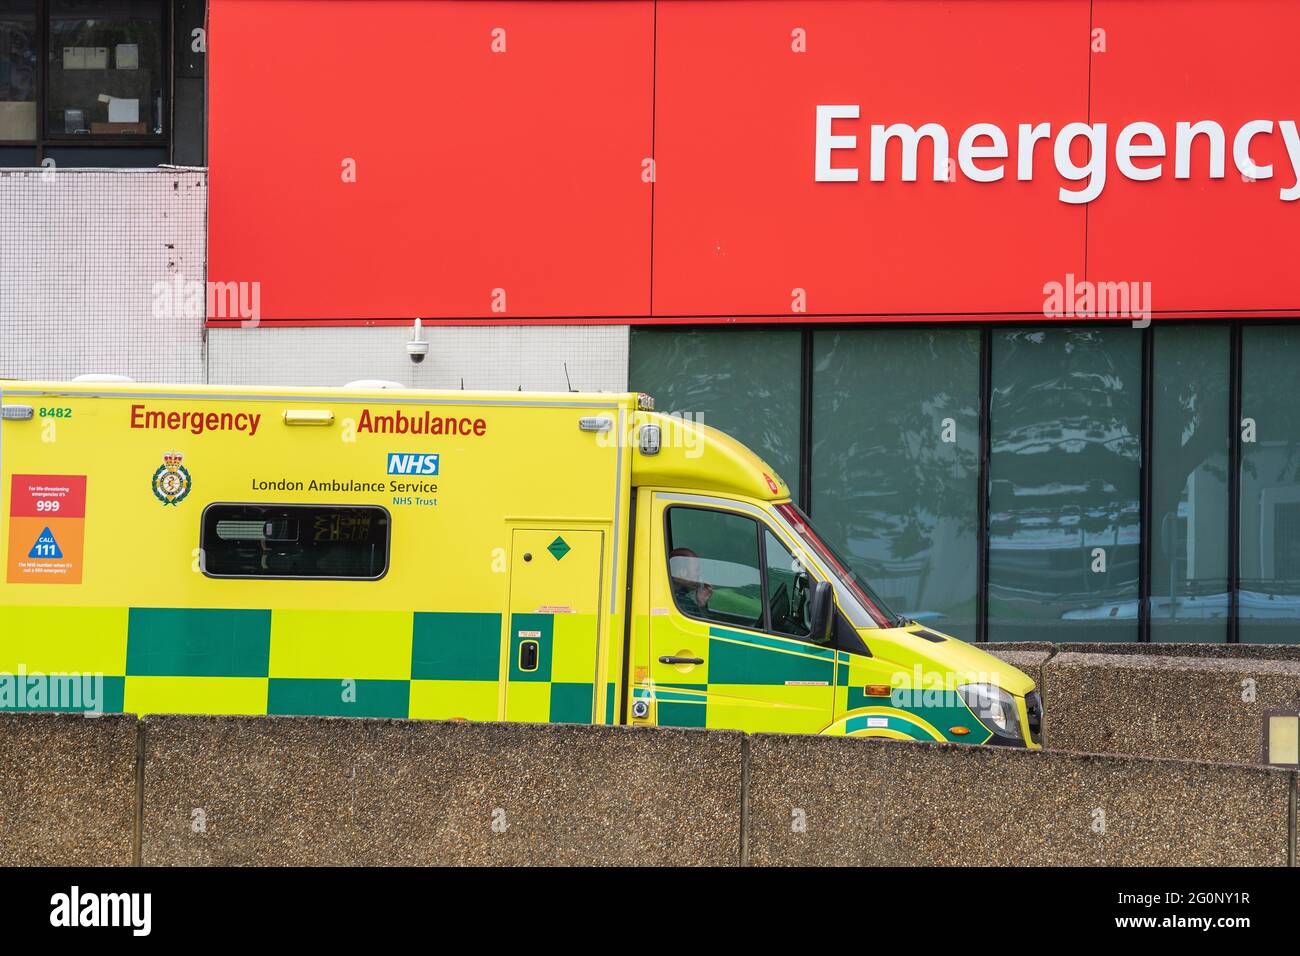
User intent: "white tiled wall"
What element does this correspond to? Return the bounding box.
[0,168,207,383]
[207,324,629,392]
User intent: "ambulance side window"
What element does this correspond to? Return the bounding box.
[763,530,812,639]
[200,504,390,580]
[665,507,764,630]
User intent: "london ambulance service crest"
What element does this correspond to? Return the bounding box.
[152,451,192,506]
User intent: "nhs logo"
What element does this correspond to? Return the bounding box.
[387,452,440,476]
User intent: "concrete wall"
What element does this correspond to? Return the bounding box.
[0,713,137,866]
[1043,652,1300,764]
[1030,641,1300,661]
[0,711,1295,867]
[983,642,1300,763]
[141,717,741,866]
[984,642,1055,690]
[745,734,1294,867]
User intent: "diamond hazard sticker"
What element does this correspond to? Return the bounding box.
[7,474,86,584]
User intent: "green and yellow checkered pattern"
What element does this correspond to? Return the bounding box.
[0,605,603,723]
[502,612,599,724]
[641,625,839,733]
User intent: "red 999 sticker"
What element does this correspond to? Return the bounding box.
[6,474,87,584]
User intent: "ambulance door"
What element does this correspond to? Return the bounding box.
[504,529,604,724]
[647,494,836,733]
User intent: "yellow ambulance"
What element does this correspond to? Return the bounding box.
[0,378,1040,746]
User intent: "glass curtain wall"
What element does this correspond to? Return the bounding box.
[630,322,1294,644]
[1240,326,1300,643]
[627,328,803,500]
[809,329,981,641]
[986,328,1142,642]
[1149,326,1231,642]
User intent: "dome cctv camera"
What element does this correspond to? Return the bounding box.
[407,317,429,364]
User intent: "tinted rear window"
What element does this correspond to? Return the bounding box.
[200,504,389,579]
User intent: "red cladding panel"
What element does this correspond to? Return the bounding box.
[1087,0,1300,311]
[208,0,1300,323]
[651,0,1091,318]
[208,1,654,321]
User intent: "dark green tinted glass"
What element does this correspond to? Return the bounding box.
[1240,326,1300,643]
[629,328,801,498]
[665,506,762,630]
[1150,326,1230,642]
[0,1,37,140]
[764,530,812,638]
[988,328,1142,641]
[810,330,980,641]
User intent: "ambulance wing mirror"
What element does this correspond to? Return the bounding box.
[809,580,834,644]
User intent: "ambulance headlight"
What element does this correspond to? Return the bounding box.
[958,684,1021,740]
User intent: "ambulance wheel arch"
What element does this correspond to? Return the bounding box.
[820,707,959,742]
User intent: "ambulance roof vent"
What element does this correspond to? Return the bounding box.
[73,373,134,382]
[343,379,406,390]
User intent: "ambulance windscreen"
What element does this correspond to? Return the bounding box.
[774,502,898,628]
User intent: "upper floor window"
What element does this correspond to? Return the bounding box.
[0,1,36,140]
[0,0,166,145]
[48,0,164,137]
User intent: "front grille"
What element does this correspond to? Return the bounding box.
[1024,690,1043,744]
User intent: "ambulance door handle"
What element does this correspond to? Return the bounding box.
[659,656,704,666]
